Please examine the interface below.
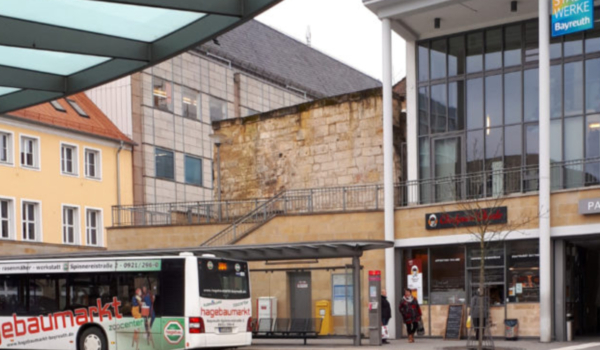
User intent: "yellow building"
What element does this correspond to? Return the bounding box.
[0,93,133,254]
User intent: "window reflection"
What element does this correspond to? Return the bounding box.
[524,69,539,122]
[565,117,584,188]
[564,62,583,117]
[504,72,522,125]
[551,65,562,119]
[467,78,483,130]
[449,81,464,131]
[485,28,502,71]
[431,84,447,134]
[504,25,522,67]
[585,115,600,185]
[431,39,447,80]
[586,59,600,114]
[467,32,483,73]
[419,87,429,135]
[419,43,429,82]
[431,246,465,305]
[449,36,465,76]
[564,32,583,57]
[485,75,502,127]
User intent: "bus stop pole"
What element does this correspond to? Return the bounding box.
[353,255,361,346]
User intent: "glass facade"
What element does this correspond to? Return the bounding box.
[417,9,600,202]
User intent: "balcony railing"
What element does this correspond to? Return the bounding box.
[111,158,600,228]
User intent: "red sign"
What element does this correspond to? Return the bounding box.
[425,207,508,230]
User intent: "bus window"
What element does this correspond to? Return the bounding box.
[159,259,184,316]
[117,272,160,318]
[198,260,249,300]
[0,275,27,316]
[29,275,65,314]
[68,273,115,309]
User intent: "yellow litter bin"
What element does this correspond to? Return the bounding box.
[315,300,333,335]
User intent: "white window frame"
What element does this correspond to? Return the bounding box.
[21,199,42,242]
[0,130,14,167]
[0,196,16,240]
[61,204,80,245]
[85,207,103,246]
[84,147,102,180]
[19,135,41,170]
[60,142,79,176]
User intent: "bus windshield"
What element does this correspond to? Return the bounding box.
[198,259,249,300]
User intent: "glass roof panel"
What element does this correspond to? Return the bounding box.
[0,0,205,42]
[0,87,20,97]
[0,46,110,76]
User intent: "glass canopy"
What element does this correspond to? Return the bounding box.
[0,0,282,114]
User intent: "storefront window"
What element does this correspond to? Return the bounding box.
[430,246,466,305]
[403,249,429,304]
[507,241,539,303]
[468,244,504,268]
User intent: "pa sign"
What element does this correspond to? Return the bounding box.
[579,197,600,215]
[552,0,594,37]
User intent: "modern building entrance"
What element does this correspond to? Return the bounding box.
[556,237,600,340]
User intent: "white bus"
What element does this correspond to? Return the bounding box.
[0,253,251,350]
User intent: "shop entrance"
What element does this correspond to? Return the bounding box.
[564,239,600,337]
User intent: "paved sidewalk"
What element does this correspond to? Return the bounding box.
[249,338,600,350]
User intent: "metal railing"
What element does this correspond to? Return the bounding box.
[113,158,600,229]
[111,198,270,227]
[395,157,600,206]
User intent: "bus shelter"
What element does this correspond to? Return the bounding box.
[2,240,393,346]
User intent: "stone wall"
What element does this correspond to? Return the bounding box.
[212,88,404,200]
[0,241,104,256]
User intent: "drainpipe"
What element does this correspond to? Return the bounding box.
[116,141,124,208]
[538,0,552,343]
[382,17,397,340]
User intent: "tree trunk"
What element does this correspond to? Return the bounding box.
[478,235,485,350]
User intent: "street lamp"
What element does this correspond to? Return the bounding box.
[209,133,226,221]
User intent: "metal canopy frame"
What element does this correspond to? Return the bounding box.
[0,0,282,114]
[0,240,393,347]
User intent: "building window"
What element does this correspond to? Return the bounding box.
[66,99,89,118]
[507,241,539,303]
[153,78,173,112]
[403,248,429,303]
[62,206,79,244]
[0,132,12,165]
[20,136,39,169]
[0,199,13,239]
[155,148,174,180]
[182,87,199,120]
[85,148,101,179]
[430,246,466,304]
[86,209,101,246]
[61,143,78,176]
[209,96,228,121]
[22,201,39,241]
[184,155,202,186]
[50,100,66,112]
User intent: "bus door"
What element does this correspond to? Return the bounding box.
[115,271,161,350]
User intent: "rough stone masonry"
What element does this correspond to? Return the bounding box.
[212,88,405,200]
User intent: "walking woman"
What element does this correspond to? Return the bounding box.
[398,288,422,343]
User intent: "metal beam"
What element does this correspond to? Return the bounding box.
[0,16,150,61]
[88,0,244,16]
[0,90,62,114]
[0,66,65,92]
[68,59,146,93]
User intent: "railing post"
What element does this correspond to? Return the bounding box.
[309,189,313,213]
[375,185,379,210]
[343,187,347,211]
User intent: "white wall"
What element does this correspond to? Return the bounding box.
[85,76,133,138]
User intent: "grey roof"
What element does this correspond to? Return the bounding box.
[197,20,382,98]
[0,240,394,262]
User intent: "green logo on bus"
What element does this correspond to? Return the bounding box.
[164,321,184,344]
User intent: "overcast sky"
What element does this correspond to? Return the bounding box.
[257,0,406,84]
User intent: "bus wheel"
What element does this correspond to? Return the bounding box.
[79,327,107,350]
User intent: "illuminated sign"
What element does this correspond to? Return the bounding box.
[552,0,594,37]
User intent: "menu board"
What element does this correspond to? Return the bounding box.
[444,305,464,340]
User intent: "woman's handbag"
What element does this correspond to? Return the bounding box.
[417,320,425,336]
[141,305,150,317]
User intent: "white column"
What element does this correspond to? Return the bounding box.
[538,0,552,343]
[406,40,418,184]
[382,17,397,339]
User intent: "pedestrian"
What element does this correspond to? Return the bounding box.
[398,288,421,343]
[470,288,489,341]
[381,289,392,344]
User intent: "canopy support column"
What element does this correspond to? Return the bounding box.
[353,255,362,346]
